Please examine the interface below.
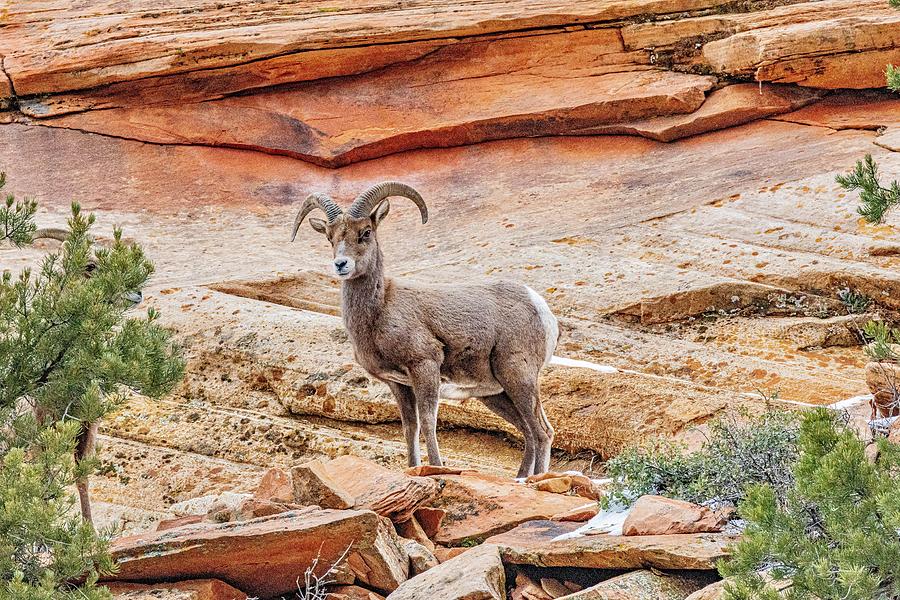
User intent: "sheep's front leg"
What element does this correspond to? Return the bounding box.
[387,382,421,467]
[409,362,443,467]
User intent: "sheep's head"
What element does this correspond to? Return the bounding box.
[291,182,428,280]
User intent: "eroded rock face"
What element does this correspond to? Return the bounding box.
[561,570,710,600]
[486,520,734,570]
[622,495,729,536]
[291,459,355,509]
[385,544,505,600]
[105,579,246,600]
[107,509,409,597]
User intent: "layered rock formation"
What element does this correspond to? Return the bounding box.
[1,0,899,537]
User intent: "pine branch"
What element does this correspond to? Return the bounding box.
[836,154,900,224]
[0,173,37,247]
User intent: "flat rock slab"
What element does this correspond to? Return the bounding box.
[107,508,408,597]
[486,520,735,570]
[426,472,591,545]
[562,569,710,600]
[583,83,822,143]
[106,579,246,600]
[773,90,900,130]
[385,544,505,600]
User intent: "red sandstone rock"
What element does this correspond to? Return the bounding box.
[327,586,386,600]
[107,508,408,597]
[526,472,602,500]
[561,570,708,600]
[156,514,203,532]
[534,476,574,494]
[433,546,469,563]
[396,516,435,551]
[254,467,293,503]
[511,573,553,600]
[622,495,729,536]
[385,544,505,600]
[105,579,246,600]
[291,459,355,509]
[413,507,446,539]
[487,520,734,570]
[324,455,439,523]
[405,466,466,477]
[550,504,600,522]
[206,498,301,523]
[584,84,822,142]
[426,472,590,545]
[402,539,439,576]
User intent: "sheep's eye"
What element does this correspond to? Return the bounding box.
[360,229,372,242]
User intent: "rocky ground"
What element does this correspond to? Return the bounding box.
[1,0,900,597]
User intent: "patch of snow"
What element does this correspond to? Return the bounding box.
[828,394,872,410]
[870,416,898,435]
[550,355,619,374]
[553,501,631,540]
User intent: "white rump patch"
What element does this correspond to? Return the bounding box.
[440,382,503,400]
[526,286,559,366]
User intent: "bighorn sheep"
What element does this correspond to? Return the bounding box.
[291,182,558,477]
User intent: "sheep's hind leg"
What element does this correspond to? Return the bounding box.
[409,362,443,467]
[387,382,421,467]
[492,365,549,477]
[477,393,536,479]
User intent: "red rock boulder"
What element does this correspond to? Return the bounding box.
[622,495,730,536]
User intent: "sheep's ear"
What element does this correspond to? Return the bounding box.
[371,200,390,227]
[309,217,327,234]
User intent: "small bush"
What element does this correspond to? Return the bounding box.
[721,409,900,600]
[604,410,800,508]
[863,320,900,362]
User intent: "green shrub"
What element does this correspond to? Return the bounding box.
[604,410,800,508]
[862,320,900,362]
[721,409,900,600]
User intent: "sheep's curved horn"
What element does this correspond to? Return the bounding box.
[291,193,342,241]
[348,182,428,224]
[32,227,71,242]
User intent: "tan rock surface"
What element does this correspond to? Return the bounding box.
[561,570,709,600]
[106,579,247,600]
[487,520,734,570]
[385,544,505,600]
[108,508,408,597]
[427,472,592,545]
[622,495,728,536]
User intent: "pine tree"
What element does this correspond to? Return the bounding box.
[836,154,900,224]
[1,184,184,525]
[720,409,900,600]
[0,418,115,600]
[0,173,37,247]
